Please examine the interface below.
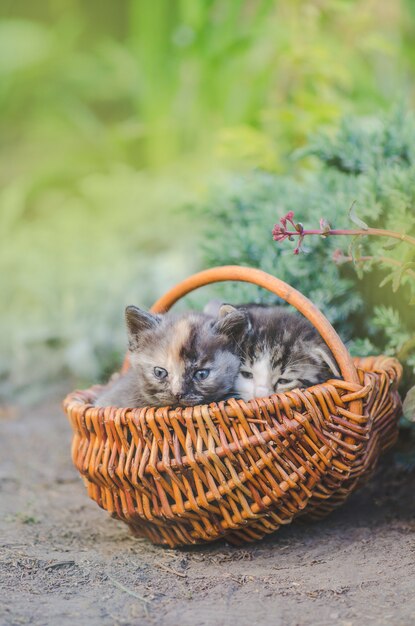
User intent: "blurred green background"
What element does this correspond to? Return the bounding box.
[1,0,415,403]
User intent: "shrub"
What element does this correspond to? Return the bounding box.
[196,108,415,404]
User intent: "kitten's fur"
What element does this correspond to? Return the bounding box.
[94,305,246,408]
[204,301,340,401]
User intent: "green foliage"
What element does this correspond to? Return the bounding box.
[1,1,414,172]
[196,108,415,394]
[298,109,415,175]
[0,167,201,400]
[1,1,415,400]
[371,306,411,354]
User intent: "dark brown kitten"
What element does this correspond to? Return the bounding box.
[94,306,246,408]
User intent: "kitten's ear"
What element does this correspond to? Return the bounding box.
[312,345,341,378]
[214,304,247,341]
[125,306,161,349]
[203,299,224,317]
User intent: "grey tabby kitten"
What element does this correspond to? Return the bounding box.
[94,305,247,408]
[204,301,340,401]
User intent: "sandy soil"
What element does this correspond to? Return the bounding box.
[1,389,415,626]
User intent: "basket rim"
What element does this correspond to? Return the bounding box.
[131,265,361,387]
[63,354,402,421]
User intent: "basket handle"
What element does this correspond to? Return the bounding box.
[149,265,360,386]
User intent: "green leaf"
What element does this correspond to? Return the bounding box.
[392,268,403,293]
[348,236,364,278]
[379,263,415,293]
[403,386,415,422]
[348,202,369,230]
[379,273,394,289]
[402,261,415,274]
[348,235,362,262]
[382,239,402,250]
[393,262,415,291]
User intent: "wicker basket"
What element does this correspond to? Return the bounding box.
[63,266,402,547]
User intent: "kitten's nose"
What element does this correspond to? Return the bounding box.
[175,392,199,406]
[255,385,273,397]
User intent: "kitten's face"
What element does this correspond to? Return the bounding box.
[126,307,245,407]
[222,305,339,402]
[236,343,336,400]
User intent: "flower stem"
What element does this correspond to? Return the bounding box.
[283,227,415,247]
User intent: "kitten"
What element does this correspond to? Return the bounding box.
[204,302,340,401]
[94,305,246,408]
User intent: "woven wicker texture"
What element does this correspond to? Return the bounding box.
[63,266,402,547]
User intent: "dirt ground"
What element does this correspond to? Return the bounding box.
[1,388,415,626]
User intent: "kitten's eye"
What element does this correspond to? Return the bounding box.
[277,378,290,385]
[154,367,168,379]
[194,369,210,381]
[240,370,253,379]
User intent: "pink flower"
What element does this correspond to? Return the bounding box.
[293,233,305,254]
[280,210,295,228]
[332,248,346,264]
[272,224,288,242]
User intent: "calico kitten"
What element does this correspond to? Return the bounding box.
[94,305,246,408]
[204,301,340,401]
